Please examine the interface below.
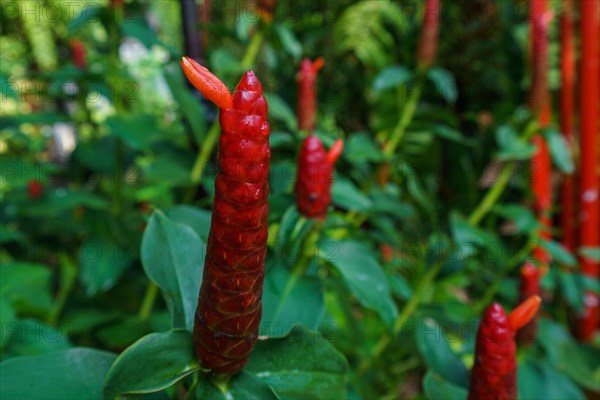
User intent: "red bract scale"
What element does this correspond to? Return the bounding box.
[468,296,541,400]
[27,180,43,199]
[416,0,440,69]
[295,135,343,219]
[181,57,270,375]
[297,58,324,133]
[71,40,86,69]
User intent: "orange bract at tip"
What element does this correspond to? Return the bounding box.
[508,295,541,332]
[327,139,344,164]
[312,57,325,73]
[180,57,233,110]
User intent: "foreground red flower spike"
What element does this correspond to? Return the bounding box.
[416,0,441,69]
[577,0,599,342]
[295,135,343,219]
[181,58,270,375]
[468,296,541,400]
[297,58,324,133]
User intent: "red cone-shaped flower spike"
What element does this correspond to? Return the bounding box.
[181,60,270,375]
[295,135,343,219]
[297,58,324,133]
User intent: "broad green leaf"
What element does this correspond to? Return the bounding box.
[103,330,199,399]
[23,189,109,216]
[193,372,279,400]
[433,125,474,146]
[539,239,576,266]
[544,128,574,173]
[416,319,468,387]
[139,155,193,186]
[0,348,116,400]
[372,65,412,92]
[422,371,468,400]
[332,178,373,212]
[493,204,539,234]
[79,239,132,296]
[537,319,600,391]
[0,262,53,317]
[166,205,212,242]
[260,263,325,337]
[325,240,398,328]
[141,210,205,330]
[2,319,70,358]
[246,326,348,399]
[518,360,586,400]
[427,68,458,102]
[106,114,162,150]
[344,133,384,162]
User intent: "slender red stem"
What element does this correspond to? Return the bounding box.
[578,0,599,341]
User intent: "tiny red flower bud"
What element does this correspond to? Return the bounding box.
[27,180,43,199]
[416,0,440,69]
[71,39,87,69]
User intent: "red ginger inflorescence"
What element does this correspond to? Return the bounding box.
[181,57,270,375]
[295,135,343,219]
[416,0,440,69]
[516,263,546,345]
[297,58,324,133]
[468,296,541,400]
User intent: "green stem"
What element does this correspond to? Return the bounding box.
[383,80,423,158]
[48,254,77,323]
[357,258,445,375]
[138,282,159,321]
[467,161,516,226]
[241,29,265,70]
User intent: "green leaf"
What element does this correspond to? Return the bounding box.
[544,128,574,173]
[432,125,474,146]
[103,330,199,399]
[427,68,458,102]
[332,178,373,212]
[449,212,499,258]
[79,240,132,296]
[518,360,586,400]
[141,210,205,330]
[23,189,109,216]
[164,66,207,143]
[537,319,600,391]
[579,246,600,262]
[325,240,398,328]
[372,65,412,92]
[493,204,539,234]
[166,205,212,242]
[416,319,468,387]
[260,263,325,337]
[106,114,162,150]
[0,262,53,317]
[246,326,348,399]
[193,372,279,400]
[557,270,584,312]
[276,25,302,60]
[496,125,536,160]
[0,348,116,400]
[268,95,297,132]
[539,239,576,266]
[344,133,384,162]
[2,319,70,358]
[422,371,468,400]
